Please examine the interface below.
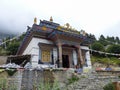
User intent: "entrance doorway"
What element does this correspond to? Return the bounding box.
[62,55,69,68]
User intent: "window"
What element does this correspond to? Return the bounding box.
[42,50,51,62]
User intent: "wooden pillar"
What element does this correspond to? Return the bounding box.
[57,43,62,67]
[76,45,83,68]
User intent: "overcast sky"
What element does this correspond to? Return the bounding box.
[0,0,120,39]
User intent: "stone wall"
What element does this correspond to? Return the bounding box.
[0,70,22,90]
[0,69,120,90]
[21,69,120,90]
[67,72,120,90]
[21,69,74,90]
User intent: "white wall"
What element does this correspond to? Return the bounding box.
[81,46,89,50]
[85,51,92,68]
[23,37,53,67]
[22,38,92,69]
[81,46,92,69]
[73,49,77,66]
[53,47,58,64]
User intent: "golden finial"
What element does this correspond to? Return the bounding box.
[66,23,70,29]
[50,16,53,22]
[34,17,37,24]
[80,29,86,36]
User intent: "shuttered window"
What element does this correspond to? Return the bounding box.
[42,50,51,62]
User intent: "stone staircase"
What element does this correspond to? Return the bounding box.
[66,72,120,90]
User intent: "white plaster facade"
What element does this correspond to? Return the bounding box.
[23,37,53,67]
[81,46,92,69]
[23,37,92,69]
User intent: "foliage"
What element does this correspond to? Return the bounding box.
[116,36,120,44]
[90,35,120,60]
[67,74,79,85]
[103,82,115,90]
[0,78,17,90]
[0,78,7,89]
[38,80,61,90]
[0,32,26,55]
[106,44,120,54]
[91,56,120,65]
[6,42,20,55]
[86,33,96,43]
[0,47,8,55]
[99,35,108,46]
[6,69,17,76]
[91,42,105,56]
[118,76,120,78]
[106,36,115,44]
[91,42,104,51]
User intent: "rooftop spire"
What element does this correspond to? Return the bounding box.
[50,16,53,22]
[34,17,37,24]
[66,23,70,29]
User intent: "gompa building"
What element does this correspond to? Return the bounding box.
[16,17,92,69]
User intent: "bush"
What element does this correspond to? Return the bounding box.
[38,79,61,90]
[6,69,17,76]
[103,82,115,90]
[106,44,120,54]
[0,78,7,89]
[91,42,105,56]
[6,42,20,55]
[91,42,104,51]
[67,74,79,85]
[0,78,17,90]
[91,56,120,65]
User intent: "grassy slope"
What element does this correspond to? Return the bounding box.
[91,55,120,66]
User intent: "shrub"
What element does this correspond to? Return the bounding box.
[67,74,79,85]
[103,82,115,90]
[38,80,60,90]
[106,44,120,54]
[0,78,17,90]
[6,69,17,76]
[0,78,7,89]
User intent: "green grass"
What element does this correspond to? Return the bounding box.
[0,78,17,90]
[67,74,79,85]
[37,80,61,90]
[91,56,120,66]
[0,47,8,56]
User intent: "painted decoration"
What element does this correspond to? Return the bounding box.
[42,26,47,30]
[42,50,50,62]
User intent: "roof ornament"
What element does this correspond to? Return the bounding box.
[65,23,70,29]
[34,17,37,24]
[50,16,53,22]
[27,26,31,31]
[63,23,70,29]
[80,29,86,36]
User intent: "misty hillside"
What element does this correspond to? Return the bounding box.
[0,31,16,39]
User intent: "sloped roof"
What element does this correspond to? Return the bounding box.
[7,55,31,67]
[17,20,90,55]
